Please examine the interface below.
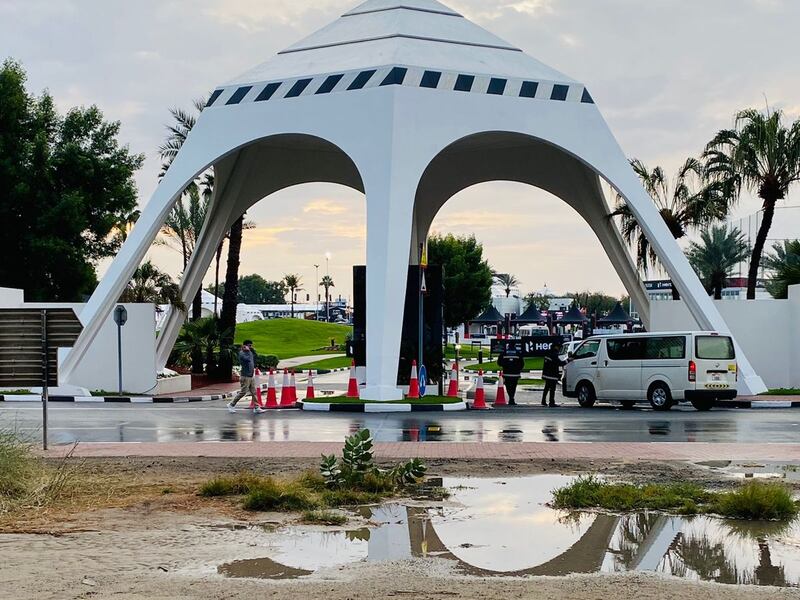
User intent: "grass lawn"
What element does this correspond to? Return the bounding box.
[761,389,800,396]
[235,319,352,359]
[443,344,486,360]
[293,355,351,371]
[303,395,463,405]
[464,357,544,372]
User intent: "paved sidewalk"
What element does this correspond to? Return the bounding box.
[43,441,800,461]
[277,353,344,369]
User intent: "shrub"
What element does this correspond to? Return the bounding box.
[710,481,798,520]
[0,431,34,499]
[552,476,798,521]
[243,480,318,512]
[301,510,348,526]
[319,429,428,493]
[198,473,264,497]
[255,354,279,370]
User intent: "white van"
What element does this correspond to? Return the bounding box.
[562,332,738,411]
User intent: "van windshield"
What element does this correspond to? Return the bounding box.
[696,336,735,360]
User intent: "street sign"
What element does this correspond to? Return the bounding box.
[113,305,128,326]
[113,305,127,395]
[418,364,427,397]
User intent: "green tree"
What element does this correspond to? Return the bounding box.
[0,59,143,300]
[566,291,621,317]
[119,260,180,306]
[686,226,750,300]
[320,275,334,321]
[427,234,493,328]
[763,240,800,299]
[493,272,519,298]
[217,216,243,379]
[609,158,729,299]
[704,108,800,299]
[237,274,287,304]
[524,292,554,311]
[283,274,303,318]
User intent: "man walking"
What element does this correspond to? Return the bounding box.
[227,340,265,414]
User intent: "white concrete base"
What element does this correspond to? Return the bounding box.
[360,385,405,401]
[153,374,192,396]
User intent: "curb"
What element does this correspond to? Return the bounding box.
[0,393,234,404]
[718,399,800,409]
[298,400,467,413]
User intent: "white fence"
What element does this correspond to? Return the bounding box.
[650,284,800,391]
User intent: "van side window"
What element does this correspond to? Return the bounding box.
[644,336,686,359]
[573,340,600,359]
[607,338,644,360]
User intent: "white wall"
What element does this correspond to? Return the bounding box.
[650,284,800,391]
[0,289,157,394]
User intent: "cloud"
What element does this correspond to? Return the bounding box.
[303,198,348,215]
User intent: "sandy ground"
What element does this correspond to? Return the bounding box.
[1,458,798,600]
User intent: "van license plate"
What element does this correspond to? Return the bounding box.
[712,374,721,381]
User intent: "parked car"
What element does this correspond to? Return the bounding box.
[562,332,738,411]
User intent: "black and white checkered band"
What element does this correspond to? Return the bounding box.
[206,66,594,108]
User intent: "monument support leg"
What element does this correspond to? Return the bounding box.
[609,164,766,395]
[61,153,206,383]
[155,153,251,368]
[361,177,417,401]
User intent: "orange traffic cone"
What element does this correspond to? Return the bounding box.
[264,368,278,408]
[279,369,293,407]
[288,370,298,404]
[493,370,507,407]
[346,360,360,399]
[407,360,420,399]
[446,365,459,397]
[305,370,315,400]
[472,370,488,409]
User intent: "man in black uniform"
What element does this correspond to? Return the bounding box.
[498,341,524,405]
[542,341,565,407]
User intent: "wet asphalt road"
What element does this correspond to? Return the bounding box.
[2,398,800,446]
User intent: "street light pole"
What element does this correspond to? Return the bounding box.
[314,264,319,320]
[325,252,331,322]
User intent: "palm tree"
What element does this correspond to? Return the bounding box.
[704,108,800,299]
[173,317,223,375]
[217,216,243,379]
[763,239,800,299]
[159,100,213,321]
[609,158,729,299]
[493,273,519,298]
[686,226,750,300]
[283,274,303,318]
[320,275,334,321]
[119,260,181,306]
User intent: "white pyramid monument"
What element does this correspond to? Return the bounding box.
[63,0,766,397]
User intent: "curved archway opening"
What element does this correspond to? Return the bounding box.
[415,130,648,327]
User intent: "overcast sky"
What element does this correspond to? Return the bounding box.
[3,0,799,300]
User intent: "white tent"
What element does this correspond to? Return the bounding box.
[62,0,766,398]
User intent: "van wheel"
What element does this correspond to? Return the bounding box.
[691,399,714,411]
[576,382,595,408]
[620,401,636,410]
[648,383,672,411]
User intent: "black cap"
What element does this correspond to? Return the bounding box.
[243,340,253,346]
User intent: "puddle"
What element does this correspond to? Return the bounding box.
[218,475,800,587]
[699,460,800,483]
